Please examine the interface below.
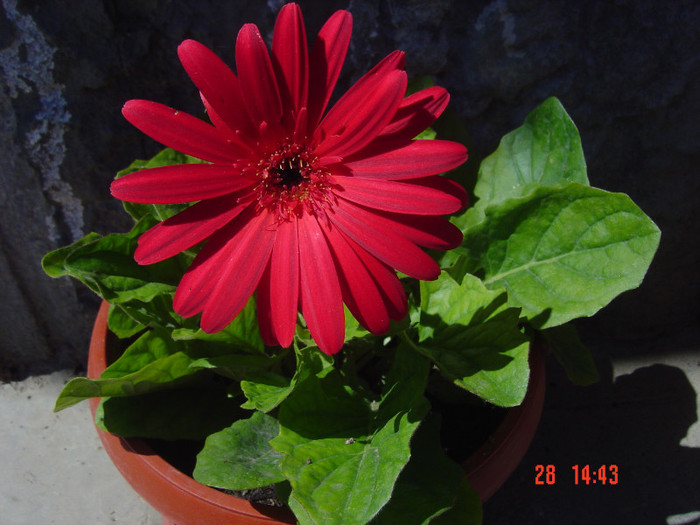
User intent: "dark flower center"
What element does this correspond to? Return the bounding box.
[270,158,306,188]
[250,141,335,221]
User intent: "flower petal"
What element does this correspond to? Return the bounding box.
[315,69,407,158]
[122,100,240,163]
[173,210,252,318]
[362,209,463,250]
[257,218,300,347]
[255,263,277,346]
[236,23,283,129]
[348,50,406,91]
[177,39,257,139]
[175,209,276,332]
[419,175,469,209]
[342,139,468,180]
[307,10,352,130]
[293,106,308,144]
[272,3,308,122]
[298,215,345,355]
[110,164,256,204]
[328,200,440,280]
[313,49,404,147]
[313,49,405,149]
[201,220,276,333]
[200,94,254,154]
[321,221,389,334]
[135,193,253,264]
[345,235,408,320]
[378,86,450,142]
[332,175,464,215]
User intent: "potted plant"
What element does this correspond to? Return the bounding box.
[42,3,660,524]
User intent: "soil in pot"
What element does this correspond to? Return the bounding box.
[428,375,509,464]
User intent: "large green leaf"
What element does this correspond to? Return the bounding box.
[461,183,661,328]
[41,216,184,303]
[54,328,203,411]
[54,353,203,411]
[416,273,530,407]
[370,414,481,525]
[474,96,588,207]
[193,412,286,490]
[451,97,589,244]
[270,349,430,525]
[96,387,243,440]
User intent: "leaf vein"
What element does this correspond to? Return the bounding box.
[486,230,657,285]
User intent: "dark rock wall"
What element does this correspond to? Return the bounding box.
[1,0,697,378]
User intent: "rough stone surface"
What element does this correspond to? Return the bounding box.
[1,0,698,377]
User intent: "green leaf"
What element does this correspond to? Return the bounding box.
[171,296,264,353]
[406,75,435,96]
[54,328,204,411]
[342,304,372,342]
[270,349,430,525]
[431,478,482,525]
[473,96,588,208]
[240,371,292,412]
[101,327,184,377]
[370,414,481,525]
[541,324,599,385]
[241,346,340,412]
[189,353,285,381]
[96,387,243,440]
[415,127,436,140]
[193,411,285,490]
[107,303,146,339]
[239,346,325,412]
[416,273,530,407]
[375,342,432,426]
[42,232,102,277]
[115,294,186,332]
[116,147,206,222]
[54,353,202,410]
[41,216,185,304]
[461,183,661,328]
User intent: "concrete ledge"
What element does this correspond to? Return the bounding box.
[0,371,160,524]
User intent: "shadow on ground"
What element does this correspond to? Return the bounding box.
[484,348,700,525]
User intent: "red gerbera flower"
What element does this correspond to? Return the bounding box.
[111,3,468,355]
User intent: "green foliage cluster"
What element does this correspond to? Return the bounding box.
[43,98,659,524]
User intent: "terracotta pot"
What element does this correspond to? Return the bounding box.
[87,301,295,525]
[462,336,546,501]
[87,301,545,524]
